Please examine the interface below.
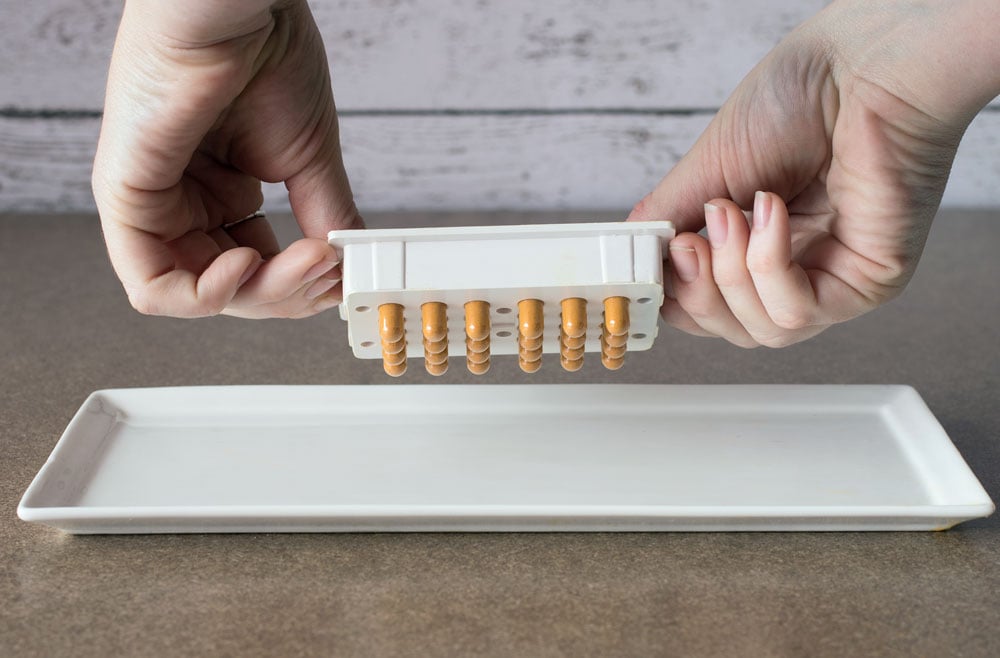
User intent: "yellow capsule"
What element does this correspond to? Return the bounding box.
[465,301,491,342]
[560,354,583,372]
[603,331,628,349]
[601,339,627,360]
[467,359,490,375]
[425,360,448,376]
[466,336,490,354]
[517,299,544,340]
[601,353,625,371]
[421,302,448,342]
[560,344,585,361]
[519,357,542,373]
[382,336,407,355]
[423,337,448,354]
[425,348,448,366]
[466,347,490,365]
[518,344,542,362]
[560,298,587,338]
[383,360,407,377]
[603,297,630,336]
[518,334,543,351]
[382,338,406,354]
[559,330,586,350]
[383,348,407,367]
[378,303,405,343]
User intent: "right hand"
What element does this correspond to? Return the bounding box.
[93,0,362,319]
[627,0,1000,348]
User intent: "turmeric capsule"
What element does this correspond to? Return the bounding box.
[560,329,586,350]
[382,348,407,367]
[519,357,542,373]
[560,298,587,338]
[560,343,585,361]
[464,301,491,342]
[466,336,490,354]
[425,360,448,377]
[603,331,628,349]
[383,360,407,377]
[466,347,490,365]
[378,303,405,343]
[421,302,448,342]
[517,299,544,340]
[603,297,630,336]
[382,335,407,355]
[467,359,490,375]
[519,335,543,351]
[601,339,627,360]
[518,344,542,362]
[425,349,448,366]
[423,337,448,354]
[601,353,625,371]
[560,354,583,372]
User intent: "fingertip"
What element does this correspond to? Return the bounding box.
[668,233,710,284]
[752,191,789,232]
[747,191,792,274]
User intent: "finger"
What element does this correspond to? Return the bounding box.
[227,238,340,312]
[226,265,343,320]
[667,234,759,348]
[280,3,365,239]
[113,225,261,317]
[660,297,722,339]
[704,198,792,342]
[660,260,718,338]
[746,192,843,330]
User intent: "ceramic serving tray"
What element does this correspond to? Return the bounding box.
[18,385,994,533]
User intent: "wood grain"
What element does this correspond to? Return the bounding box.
[3,111,998,212]
[0,0,829,110]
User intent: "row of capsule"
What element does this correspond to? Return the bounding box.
[377,297,630,376]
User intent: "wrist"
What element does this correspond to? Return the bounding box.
[817,0,1000,127]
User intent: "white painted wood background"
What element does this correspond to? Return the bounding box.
[1,0,998,212]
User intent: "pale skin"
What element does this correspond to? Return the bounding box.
[94,0,1000,344]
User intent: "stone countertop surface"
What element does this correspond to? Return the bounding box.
[1,210,998,657]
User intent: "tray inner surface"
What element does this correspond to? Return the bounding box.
[63,407,931,508]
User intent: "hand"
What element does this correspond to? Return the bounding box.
[627,0,1000,348]
[92,0,362,319]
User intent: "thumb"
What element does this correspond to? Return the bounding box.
[626,123,737,234]
[284,108,365,239]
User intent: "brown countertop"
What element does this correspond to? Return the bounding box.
[2,210,998,657]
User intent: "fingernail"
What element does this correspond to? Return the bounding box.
[753,191,771,230]
[705,203,727,248]
[238,258,263,287]
[304,276,340,300]
[302,259,339,284]
[669,245,699,283]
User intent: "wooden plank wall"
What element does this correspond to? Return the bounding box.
[2,0,998,212]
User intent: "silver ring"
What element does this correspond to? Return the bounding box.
[221,209,265,230]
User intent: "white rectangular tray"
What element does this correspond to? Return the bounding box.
[18,385,994,533]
